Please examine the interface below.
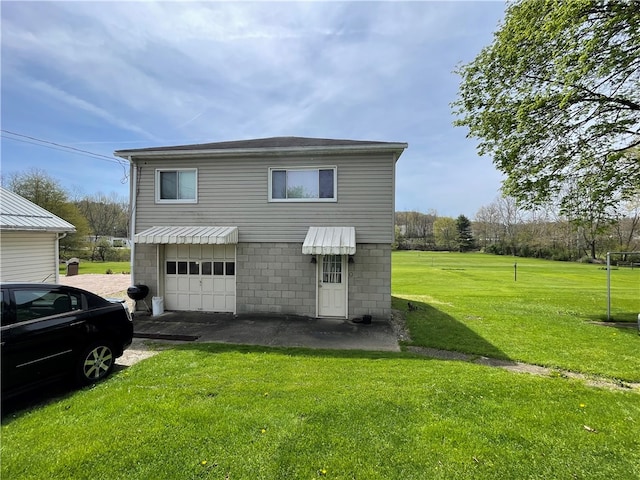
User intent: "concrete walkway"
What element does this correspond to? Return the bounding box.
[131,311,400,352]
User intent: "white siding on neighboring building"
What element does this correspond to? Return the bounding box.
[0,231,59,282]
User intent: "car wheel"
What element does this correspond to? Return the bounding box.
[76,341,115,385]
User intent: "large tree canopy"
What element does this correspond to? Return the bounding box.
[454,0,639,216]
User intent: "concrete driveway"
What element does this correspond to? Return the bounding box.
[132,311,401,352]
[57,274,401,365]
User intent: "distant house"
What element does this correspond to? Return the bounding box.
[0,187,76,283]
[85,236,131,248]
[115,136,407,319]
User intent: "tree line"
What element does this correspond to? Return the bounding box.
[396,195,640,262]
[3,169,129,261]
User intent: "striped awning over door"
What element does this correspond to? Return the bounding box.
[302,226,356,255]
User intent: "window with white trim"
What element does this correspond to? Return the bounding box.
[156,169,197,203]
[269,167,336,202]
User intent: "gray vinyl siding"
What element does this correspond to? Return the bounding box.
[0,231,58,282]
[133,152,396,244]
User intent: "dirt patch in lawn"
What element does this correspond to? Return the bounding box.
[404,345,639,392]
[393,309,639,392]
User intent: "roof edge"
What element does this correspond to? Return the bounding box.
[115,141,408,159]
[0,225,76,233]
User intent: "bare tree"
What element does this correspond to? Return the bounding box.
[612,198,640,254]
[76,193,129,260]
[474,203,502,249]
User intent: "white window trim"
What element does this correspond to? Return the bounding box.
[155,168,198,204]
[268,166,337,202]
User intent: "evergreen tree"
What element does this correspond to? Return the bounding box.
[456,215,475,252]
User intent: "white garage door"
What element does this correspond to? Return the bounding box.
[164,244,236,313]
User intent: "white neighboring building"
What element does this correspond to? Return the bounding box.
[0,187,76,283]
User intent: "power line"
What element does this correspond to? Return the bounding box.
[1,129,124,165]
[1,129,130,184]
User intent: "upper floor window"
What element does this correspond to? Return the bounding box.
[156,169,197,203]
[269,167,336,202]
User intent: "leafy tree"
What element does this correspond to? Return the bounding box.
[392,225,405,250]
[5,168,67,212]
[454,0,640,218]
[92,238,115,262]
[4,169,90,255]
[433,217,457,250]
[456,215,475,252]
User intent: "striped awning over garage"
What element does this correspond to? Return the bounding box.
[135,226,238,244]
[302,226,356,255]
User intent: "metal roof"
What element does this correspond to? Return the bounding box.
[302,226,356,255]
[135,226,238,244]
[115,136,407,158]
[0,187,76,232]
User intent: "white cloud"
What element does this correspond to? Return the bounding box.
[17,77,159,140]
[1,0,507,213]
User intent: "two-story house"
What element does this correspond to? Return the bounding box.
[115,137,407,320]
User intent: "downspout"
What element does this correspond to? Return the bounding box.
[55,232,67,283]
[129,156,137,286]
[391,152,398,241]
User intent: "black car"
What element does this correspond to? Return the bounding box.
[1,283,133,399]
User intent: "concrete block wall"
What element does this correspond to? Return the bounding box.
[236,242,317,315]
[132,242,392,319]
[237,242,391,319]
[132,243,158,297]
[347,244,392,319]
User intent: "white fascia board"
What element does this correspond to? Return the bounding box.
[115,143,408,160]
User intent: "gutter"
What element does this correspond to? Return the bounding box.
[114,143,409,160]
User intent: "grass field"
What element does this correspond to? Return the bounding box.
[3,252,638,479]
[392,252,639,382]
[59,261,130,275]
[2,345,639,480]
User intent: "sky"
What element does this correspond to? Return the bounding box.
[1,0,506,218]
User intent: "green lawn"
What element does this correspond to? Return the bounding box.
[392,252,640,382]
[3,252,639,479]
[59,261,130,275]
[2,345,639,480]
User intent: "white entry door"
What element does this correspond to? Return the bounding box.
[164,244,236,312]
[318,254,347,317]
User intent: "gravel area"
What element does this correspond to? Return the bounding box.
[59,273,135,312]
[59,273,157,366]
[59,273,132,298]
